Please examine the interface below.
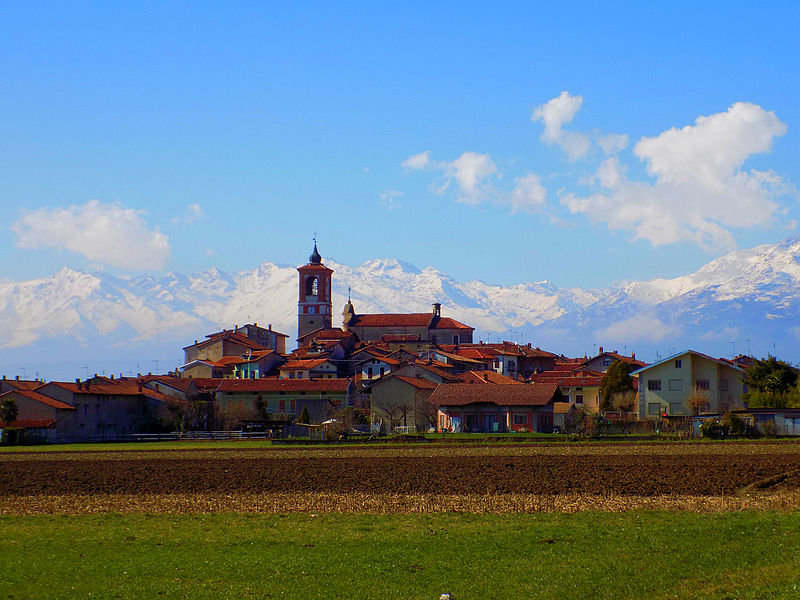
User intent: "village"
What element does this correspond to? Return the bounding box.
[1,244,798,444]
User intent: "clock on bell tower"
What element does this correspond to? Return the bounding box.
[297,242,333,341]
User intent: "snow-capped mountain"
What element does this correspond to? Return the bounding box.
[2,237,800,380]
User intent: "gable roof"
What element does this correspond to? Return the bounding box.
[348,313,473,331]
[429,382,562,407]
[184,331,268,352]
[392,376,439,390]
[630,350,744,376]
[1,379,43,391]
[0,389,75,410]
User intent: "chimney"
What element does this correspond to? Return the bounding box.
[527,343,531,348]
[631,352,635,359]
[268,324,272,330]
[110,374,114,380]
[598,346,603,354]
[432,303,441,317]
[137,378,143,393]
[15,375,19,381]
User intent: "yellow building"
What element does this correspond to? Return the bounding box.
[631,350,745,419]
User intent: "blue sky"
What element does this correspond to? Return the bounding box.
[2,2,799,289]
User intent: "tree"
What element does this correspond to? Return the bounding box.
[687,390,710,415]
[0,398,18,425]
[600,360,635,411]
[296,406,311,425]
[743,356,800,408]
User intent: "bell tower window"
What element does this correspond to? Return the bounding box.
[306,276,319,297]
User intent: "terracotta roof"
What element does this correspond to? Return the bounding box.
[429,382,562,407]
[431,317,474,331]
[184,331,268,352]
[2,419,57,429]
[392,376,439,390]
[186,378,224,391]
[348,313,473,331]
[314,329,354,340]
[281,359,334,370]
[0,389,75,410]
[1,379,43,391]
[48,381,170,402]
[433,350,486,365]
[217,378,351,393]
[457,371,523,384]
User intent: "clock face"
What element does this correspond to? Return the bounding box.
[308,306,316,314]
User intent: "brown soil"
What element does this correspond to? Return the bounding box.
[3,452,800,497]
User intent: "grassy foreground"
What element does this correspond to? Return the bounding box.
[2,512,800,599]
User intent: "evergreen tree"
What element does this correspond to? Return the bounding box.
[0,398,18,425]
[600,360,635,411]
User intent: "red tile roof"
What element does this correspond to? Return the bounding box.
[0,390,75,410]
[2,419,57,429]
[349,313,473,330]
[281,359,335,370]
[184,331,268,352]
[48,381,171,402]
[457,371,522,384]
[1,379,43,391]
[429,382,562,407]
[217,378,351,393]
[392,376,439,390]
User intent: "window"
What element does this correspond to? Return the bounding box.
[674,360,682,368]
[696,379,710,391]
[305,276,319,297]
[367,367,373,378]
[279,399,285,411]
[669,403,684,415]
[439,414,447,430]
[603,358,612,366]
[379,367,385,377]
[453,335,460,345]
[648,403,661,416]
[513,414,528,425]
[719,378,729,391]
[668,379,683,391]
[576,395,584,403]
[647,380,662,391]
[576,387,583,391]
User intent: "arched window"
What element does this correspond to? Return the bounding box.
[306,276,319,296]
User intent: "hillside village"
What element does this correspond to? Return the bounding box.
[2,244,799,443]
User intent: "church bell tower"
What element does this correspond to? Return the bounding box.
[297,242,333,341]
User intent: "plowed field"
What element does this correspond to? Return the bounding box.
[3,442,800,513]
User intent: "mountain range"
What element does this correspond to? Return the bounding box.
[2,236,800,380]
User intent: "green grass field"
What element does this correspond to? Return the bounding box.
[3,511,800,599]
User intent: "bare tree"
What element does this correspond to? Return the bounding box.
[688,391,710,415]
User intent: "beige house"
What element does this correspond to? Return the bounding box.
[632,350,745,419]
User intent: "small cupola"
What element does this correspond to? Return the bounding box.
[309,243,322,265]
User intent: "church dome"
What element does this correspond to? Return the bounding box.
[309,243,322,264]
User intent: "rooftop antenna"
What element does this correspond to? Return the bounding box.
[20,366,26,379]
[746,339,751,356]
[82,366,89,380]
[152,359,159,375]
[348,286,351,303]
[729,341,735,358]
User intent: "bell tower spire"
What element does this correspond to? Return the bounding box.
[297,239,333,343]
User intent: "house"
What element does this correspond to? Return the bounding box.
[430,382,563,433]
[13,378,174,442]
[278,358,339,380]
[368,374,438,433]
[214,377,355,426]
[0,388,75,443]
[351,348,403,382]
[183,326,286,365]
[582,347,647,373]
[342,301,474,345]
[529,369,603,414]
[631,350,746,419]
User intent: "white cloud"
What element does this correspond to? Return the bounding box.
[563,102,790,250]
[596,314,674,343]
[401,150,431,170]
[172,203,205,224]
[12,200,170,270]
[531,91,591,160]
[591,157,625,189]
[510,173,547,213]
[597,133,629,155]
[379,189,403,210]
[443,152,498,204]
